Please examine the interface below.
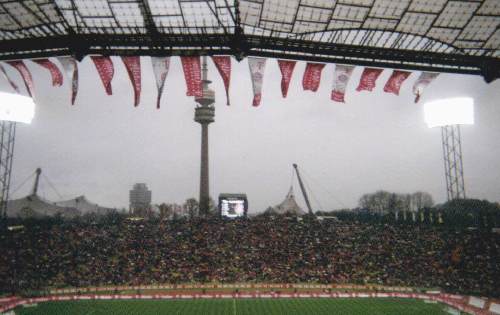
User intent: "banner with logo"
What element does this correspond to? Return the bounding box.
[212,56,231,105]
[413,72,439,103]
[302,62,325,92]
[331,64,355,102]
[0,63,20,93]
[180,56,202,97]
[151,57,170,109]
[91,56,114,95]
[248,57,267,106]
[277,59,296,98]
[383,70,411,95]
[58,57,79,105]
[6,60,35,98]
[121,56,141,106]
[33,59,63,87]
[356,67,383,92]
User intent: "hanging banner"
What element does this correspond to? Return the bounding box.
[212,56,231,105]
[91,56,114,95]
[331,64,355,103]
[248,57,267,107]
[32,59,63,87]
[7,60,35,98]
[383,70,411,95]
[58,57,79,105]
[302,62,325,92]
[413,72,439,103]
[180,56,202,98]
[277,59,296,98]
[0,63,20,93]
[356,67,383,92]
[121,56,142,107]
[151,57,170,109]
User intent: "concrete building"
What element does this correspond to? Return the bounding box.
[129,183,151,215]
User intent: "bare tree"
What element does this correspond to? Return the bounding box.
[184,198,199,219]
[411,192,434,211]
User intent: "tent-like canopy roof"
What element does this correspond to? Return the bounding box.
[268,186,305,216]
[7,194,80,218]
[55,195,115,214]
[0,0,499,81]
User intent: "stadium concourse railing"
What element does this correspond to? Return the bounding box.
[1,284,499,314]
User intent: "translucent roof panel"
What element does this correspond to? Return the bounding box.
[0,0,498,80]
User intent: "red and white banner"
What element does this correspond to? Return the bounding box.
[331,64,355,103]
[180,56,202,98]
[302,62,325,92]
[57,57,79,105]
[7,60,35,98]
[383,70,411,95]
[212,56,231,105]
[91,56,114,95]
[356,67,383,92]
[33,58,63,87]
[413,72,439,103]
[277,59,296,98]
[0,63,20,93]
[248,57,267,106]
[121,56,142,107]
[151,57,170,109]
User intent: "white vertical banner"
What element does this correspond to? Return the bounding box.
[58,57,79,105]
[151,57,170,109]
[413,72,439,103]
[248,57,267,107]
[331,64,355,103]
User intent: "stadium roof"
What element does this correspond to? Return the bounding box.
[0,0,499,81]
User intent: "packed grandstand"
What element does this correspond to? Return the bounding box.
[1,214,498,300]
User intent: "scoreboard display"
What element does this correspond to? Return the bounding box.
[218,194,248,218]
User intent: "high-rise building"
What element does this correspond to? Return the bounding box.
[129,183,151,215]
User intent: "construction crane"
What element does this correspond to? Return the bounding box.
[293,164,314,215]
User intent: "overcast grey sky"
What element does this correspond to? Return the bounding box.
[1,56,499,212]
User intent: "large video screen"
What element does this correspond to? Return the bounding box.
[220,199,245,218]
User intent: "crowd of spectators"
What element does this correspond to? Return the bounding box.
[0,215,499,297]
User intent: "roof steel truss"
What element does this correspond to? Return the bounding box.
[0,0,498,81]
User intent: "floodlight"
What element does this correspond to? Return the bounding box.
[0,91,35,124]
[424,97,474,128]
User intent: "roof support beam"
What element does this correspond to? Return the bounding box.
[0,33,498,81]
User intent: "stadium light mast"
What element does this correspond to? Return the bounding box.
[424,97,474,201]
[0,91,35,222]
[194,56,215,216]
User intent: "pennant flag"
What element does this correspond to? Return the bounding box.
[32,59,63,87]
[383,70,411,95]
[0,63,20,93]
[151,57,170,109]
[212,56,231,105]
[277,59,296,98]
[180,56,202,98]
[356,67,383,92]
[331,64,355,103]
[7,60,35,98]
[248,57,267,107]
[91,56,114,95]
[121,56,142,107]
[302,62,325,92]
[58,57,79,105]
[413,72,439,103]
